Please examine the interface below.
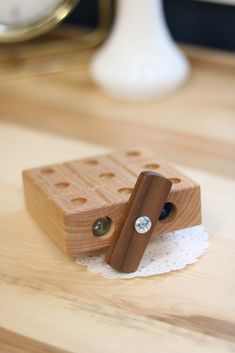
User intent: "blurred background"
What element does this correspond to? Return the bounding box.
[67,0,235,52]
[0,0,234,174]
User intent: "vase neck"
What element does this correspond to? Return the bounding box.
[116,0,163,25]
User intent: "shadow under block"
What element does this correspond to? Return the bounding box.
[23,149,201,257]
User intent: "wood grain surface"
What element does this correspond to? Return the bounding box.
[107,171,172,273]
[0,41,235,353]
[23,150,200,256]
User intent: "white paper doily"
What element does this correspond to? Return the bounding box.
[76,225,209,279]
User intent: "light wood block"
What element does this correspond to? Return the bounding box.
[23,149,201,257]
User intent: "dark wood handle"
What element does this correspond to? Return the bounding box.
[106,171,172,273]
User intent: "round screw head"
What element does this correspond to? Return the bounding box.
[92,217,111,236]
[134,216,152,234]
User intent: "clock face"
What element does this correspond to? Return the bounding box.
[0,0,79,42]
[0,0,63,26]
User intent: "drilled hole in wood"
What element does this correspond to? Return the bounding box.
[84,159,98,165]
[159,202,177,223]
[126,151,141,157]
[70,197,87,205]
[54,182,70,189]
[169,178,181,184]
[144,163,160,169]
[99,172,115,179]
[118,187,133,194]
[41,168,54,175]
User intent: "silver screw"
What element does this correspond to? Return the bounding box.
[134,216,152,234]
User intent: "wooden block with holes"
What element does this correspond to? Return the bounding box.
[23,149,201,257]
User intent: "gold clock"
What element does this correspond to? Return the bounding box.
[0,0,79,42]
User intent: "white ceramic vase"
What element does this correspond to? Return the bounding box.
[90,0,190,102]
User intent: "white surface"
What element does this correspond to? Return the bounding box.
[76,225,209,279]
[90,0,189,102]
[0,0,62,25]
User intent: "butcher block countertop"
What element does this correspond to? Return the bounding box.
[0,42,235,353]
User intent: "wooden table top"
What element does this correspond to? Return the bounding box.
[0,45,235,353]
